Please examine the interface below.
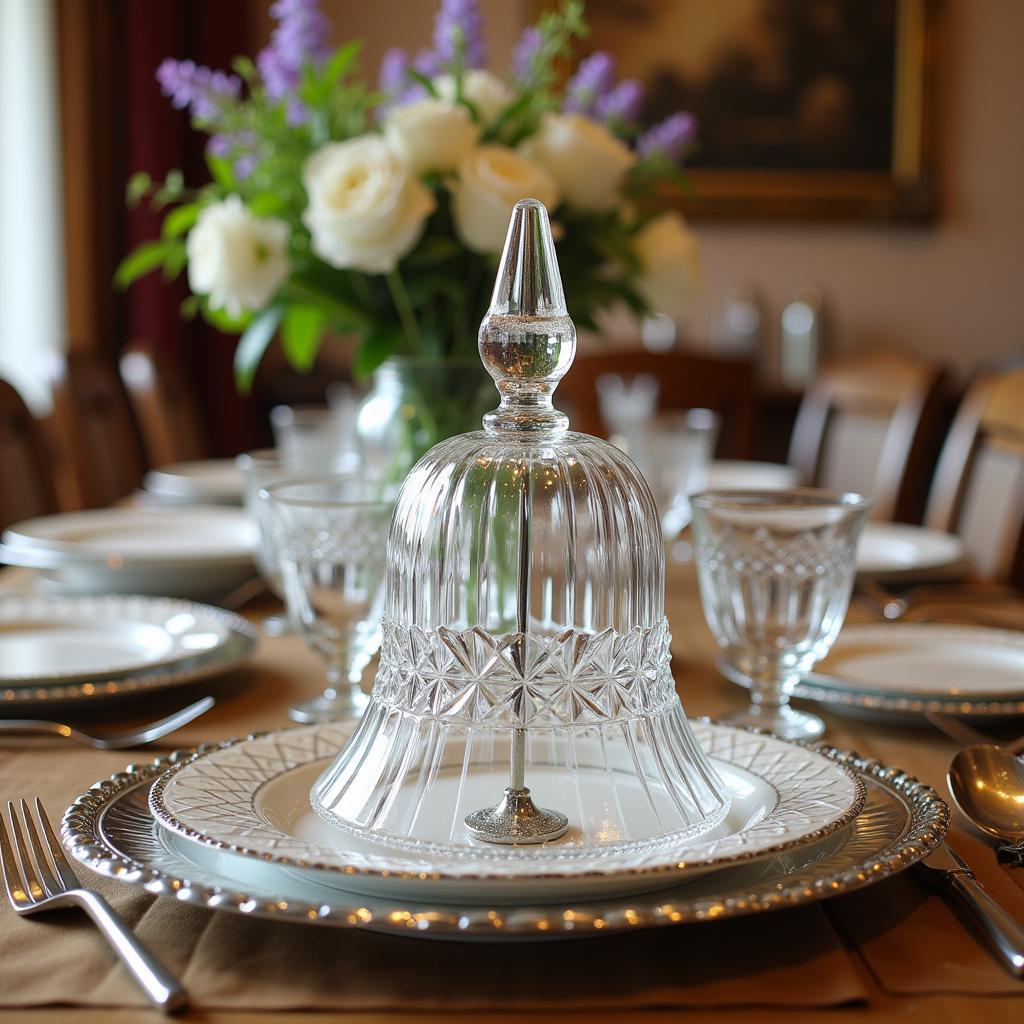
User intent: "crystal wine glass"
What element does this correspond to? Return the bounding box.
[266,476,396,723]
[691,489,871,740]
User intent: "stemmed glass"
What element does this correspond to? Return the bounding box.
[265,476,395,723]
[615,409,720,539]
[691,489,871,740]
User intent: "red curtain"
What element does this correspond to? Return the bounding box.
[119,0,268,455]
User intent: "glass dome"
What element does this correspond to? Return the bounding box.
[311,199,729,860]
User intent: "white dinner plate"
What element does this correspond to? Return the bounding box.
[0,594,234,685]
[0,507,257,598]
[856,523,965,578]
[143,459,243,505]
[707,461,801,491]
[811,623,1024,700]
[149,721,864,904]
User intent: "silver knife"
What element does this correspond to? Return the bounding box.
[917,842,1024,977]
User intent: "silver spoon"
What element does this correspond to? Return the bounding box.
[948,743,1024,863]
[0,696,215,749]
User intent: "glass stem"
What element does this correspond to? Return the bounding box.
[748,670,790,710]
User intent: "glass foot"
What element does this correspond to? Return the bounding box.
[288,686,370,724]
[722,703,825,741]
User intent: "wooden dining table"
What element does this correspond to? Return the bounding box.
[1,560,1023,1023]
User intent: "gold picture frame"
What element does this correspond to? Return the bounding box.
[537,0,941,221]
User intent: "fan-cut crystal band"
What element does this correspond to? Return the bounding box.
[373,617,675,727]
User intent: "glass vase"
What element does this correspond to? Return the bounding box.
[356,357,494,481]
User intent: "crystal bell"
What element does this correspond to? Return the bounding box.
[311,199,730,859]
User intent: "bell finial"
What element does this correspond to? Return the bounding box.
[479,199,577,434]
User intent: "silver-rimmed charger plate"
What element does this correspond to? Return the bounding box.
[145,722,865,902]
[0,594,236,685]
[0,602,257,708]
[62,729,948,941]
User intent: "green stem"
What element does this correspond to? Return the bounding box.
[386,268,423,351]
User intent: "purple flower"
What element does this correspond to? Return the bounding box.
[564,52,616,114]
[412,48,441,80]
[257,0,330,105]
[595,78,644,124]
[379,47,409,96]
[433,0,485,69]
[234,154,258,180]
[156,59,240,121]
[637,112,697,163]
[512,26,542,82]
[206,130,262,176]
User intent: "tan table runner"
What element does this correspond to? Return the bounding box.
[0,564,1021,1016]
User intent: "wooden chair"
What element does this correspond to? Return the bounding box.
[924,367,1024,587]
[788,350,948,522]
[558,350,755,458]
[120,339,207,467]
[0,379,58,532]
[49,351,145,508]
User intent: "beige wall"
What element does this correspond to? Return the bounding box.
[265,0,1024,375]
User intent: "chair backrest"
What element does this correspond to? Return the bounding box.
[49,351,145,508]
[119,339,207,467]
[558,350,755,458]
[0,379,58,532]
[925,367,1024,586]
[788,350,947,522]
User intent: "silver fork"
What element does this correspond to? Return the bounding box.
[0,695,215,749]
[0,798,187,1013]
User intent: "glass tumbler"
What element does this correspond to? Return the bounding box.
[691,489,871,740]
[266,476,395,724]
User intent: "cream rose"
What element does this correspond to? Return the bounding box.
[633,213,701,322]
[521,112,636,212]
[186,195,290,317]
[302,135,436,274]
[383,98,479,174]
[434,70,514,126]
[449,145,559,253]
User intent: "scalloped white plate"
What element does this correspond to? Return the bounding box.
[149,721,864,903]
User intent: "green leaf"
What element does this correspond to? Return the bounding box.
[161,245,187,280]
[206,154,236,190]
[281,305,326,373]
[203,304,251,333]
[353,325,402,379]
[247,192,286,217]
[113,240,174,289]
[406,68,439,97]
[161,202,201,240]
[232,55,256,82]
[322,41,360,87]
[125,171,151,208]
[234,305,284,392]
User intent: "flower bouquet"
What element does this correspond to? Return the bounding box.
[117,0,699,460]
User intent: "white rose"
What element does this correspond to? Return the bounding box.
[434,70,513,126]
[383,98,479,175]
[520,112,636,212]
[450,146,559,253]
[186,195,290,317]
[302,135,436,274]
[633,213,701,322]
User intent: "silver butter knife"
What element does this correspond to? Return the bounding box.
[917,842,1024,977]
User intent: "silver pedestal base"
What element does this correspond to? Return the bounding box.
[464,787,569,845]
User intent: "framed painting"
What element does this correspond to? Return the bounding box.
[538,0,941,221]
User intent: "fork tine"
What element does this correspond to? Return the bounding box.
[17,800,59,899]
[0,807,27,905]
[33,798,78,890]
[6,801,44,902]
